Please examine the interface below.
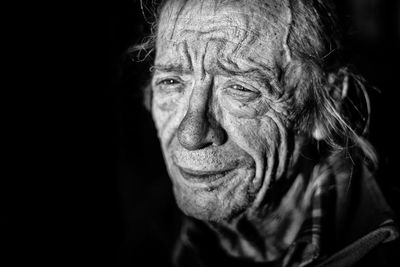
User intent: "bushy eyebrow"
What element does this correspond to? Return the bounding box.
[215,58,274,82]
[151,63,192,74]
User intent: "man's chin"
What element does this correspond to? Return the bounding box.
[172,177,255,222]
[175,190,250,222]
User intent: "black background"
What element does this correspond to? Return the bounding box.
[4,0,398,266]
[106,0,400,266]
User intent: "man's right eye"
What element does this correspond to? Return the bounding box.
[157,78,180,86]
[154,78,185,95]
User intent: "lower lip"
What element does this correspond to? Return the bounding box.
[177,167,235,184]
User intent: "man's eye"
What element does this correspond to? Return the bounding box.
[225,83,260,101]
[230,84,252,92]
[154,78,184,94]
[158,79,180,86]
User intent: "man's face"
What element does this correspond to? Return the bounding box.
[151,0,300,222]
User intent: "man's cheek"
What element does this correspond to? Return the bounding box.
[224,116,272,160]
[152,91,180,119]
[152,106,169,132]
[222,114,283,193]
[221,96,282,155]
[152,96,184,143]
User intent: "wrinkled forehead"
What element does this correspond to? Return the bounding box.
[155,0,291,70]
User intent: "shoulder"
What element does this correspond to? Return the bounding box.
[354,237,400,267]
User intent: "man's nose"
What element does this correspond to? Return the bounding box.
[177,80,226,150]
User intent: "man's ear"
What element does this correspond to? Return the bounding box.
[312,73,349,141]
[143,83,152,112]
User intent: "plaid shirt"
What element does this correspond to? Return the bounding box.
[282,163,334,267]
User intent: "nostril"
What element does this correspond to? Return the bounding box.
[207,125,226,146]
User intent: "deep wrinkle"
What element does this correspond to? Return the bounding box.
[182,40,193,72]
[159,1,287,67]
[153,46,276,79]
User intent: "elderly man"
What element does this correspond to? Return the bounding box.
[130,0,399,266]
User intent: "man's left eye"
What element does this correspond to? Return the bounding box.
[224,83,260,102]
[230,84,252,92]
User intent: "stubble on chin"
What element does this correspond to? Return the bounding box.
[170,165,258,222]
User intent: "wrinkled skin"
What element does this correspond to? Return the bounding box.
[151,0,307,223]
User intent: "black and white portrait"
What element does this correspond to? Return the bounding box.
[109,1,400,266]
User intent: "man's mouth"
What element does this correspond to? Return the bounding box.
[177,166,236,183]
